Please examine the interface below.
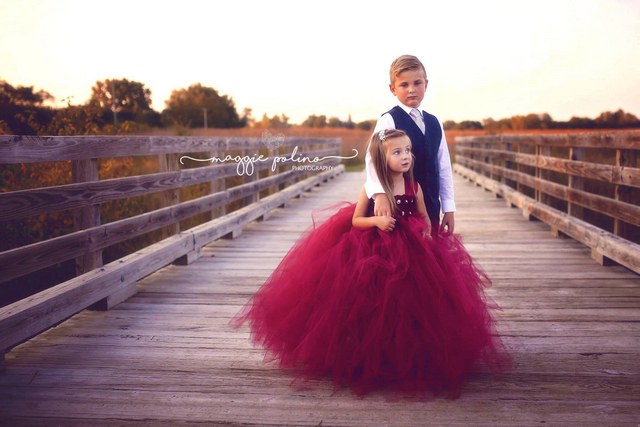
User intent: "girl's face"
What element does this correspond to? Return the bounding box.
[385,136,412,173]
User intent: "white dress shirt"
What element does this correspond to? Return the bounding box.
[365,103,456,213]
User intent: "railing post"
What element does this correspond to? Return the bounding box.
[210,149,227,220]
[158,153,180,239]
[72,158,103,275]
[243,146,259,206]
[530,144,550,221]
[535,144,552,205]
[504,140,512,185]
[568,147,585,219]
[614,149,637,241]
[258,145,277,221]
[515,141,528,198]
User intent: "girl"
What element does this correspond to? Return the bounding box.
[233,129,508,397]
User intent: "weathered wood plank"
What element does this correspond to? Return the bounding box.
[457,146,640,188]
[456,130,640,149]
[0,134,340,163]
[458,156,640,226]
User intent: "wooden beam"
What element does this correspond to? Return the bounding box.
[0,135,341,164]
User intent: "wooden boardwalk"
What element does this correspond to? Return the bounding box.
[1,171,638,426]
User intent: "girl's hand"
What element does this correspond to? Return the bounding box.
[376,215,396,232]
[422,220,432,239]
[373,194,391,217]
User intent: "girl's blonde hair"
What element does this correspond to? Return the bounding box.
[369,129,415,214]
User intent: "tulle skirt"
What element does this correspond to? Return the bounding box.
[232,203,508,397]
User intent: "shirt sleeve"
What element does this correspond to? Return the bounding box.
[436,119,456,213]
[364,113,396,198]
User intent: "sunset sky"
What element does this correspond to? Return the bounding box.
[1,0,639,125]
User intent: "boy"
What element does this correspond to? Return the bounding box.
[365,54,455,234]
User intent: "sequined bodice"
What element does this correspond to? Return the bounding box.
[395,194,417,217]
[366,176,420,218]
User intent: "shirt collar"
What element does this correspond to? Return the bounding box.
[397,103,422,115]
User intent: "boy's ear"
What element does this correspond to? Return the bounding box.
[425,79,429,90]
[389,83,396,96]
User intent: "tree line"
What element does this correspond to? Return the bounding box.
[0,79,246,135]
[1,78,638,136]
[442,110,640,132]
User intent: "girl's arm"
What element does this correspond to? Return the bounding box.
[352,187,396,232]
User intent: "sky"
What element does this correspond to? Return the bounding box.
[1,0,639,125]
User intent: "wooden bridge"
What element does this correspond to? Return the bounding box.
[0,132,638,425]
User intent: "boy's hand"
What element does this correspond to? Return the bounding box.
[373,194,391,216]
[440,212,455,235]
[376,216,396,232]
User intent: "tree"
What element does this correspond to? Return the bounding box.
[458,120,483,130]
[89,78,159,126]
[0,80,55,134]
[254,113,290,128]
[355,120,375,131]
[162,83,243,128]
[443,120,457,130]
[302,114,327,128]
[0,81,53,106]
[328,116,343,128]
[595,109,640,128]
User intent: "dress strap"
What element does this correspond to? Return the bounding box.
[403,174,417,196]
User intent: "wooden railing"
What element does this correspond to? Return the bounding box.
[0,135,346,355]
[455,130,640,274]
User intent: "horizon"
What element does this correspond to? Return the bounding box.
[1,0,639,125]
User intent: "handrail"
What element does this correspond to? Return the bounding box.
[0,135,345,355]
[455,130,640,274]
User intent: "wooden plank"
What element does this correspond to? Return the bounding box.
[0,135,341,163]
[71,158,103,275]
[457,146,640,188]
[456,130,640,149]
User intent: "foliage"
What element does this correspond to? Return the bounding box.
[444,120,483,131]
[0,80,55,134]
[301,114,326,128]
[162,83,244,128]
[444,110,640,132]
[302,114,362,130]
[253,113,290,128]
[355,120,375,131]
[0,80,53,106]
[89,78,161,127]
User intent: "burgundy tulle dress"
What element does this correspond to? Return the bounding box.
[233,177,508,397]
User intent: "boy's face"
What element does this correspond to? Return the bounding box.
[389,69,428,108]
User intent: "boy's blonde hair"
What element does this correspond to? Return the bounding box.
[389,55,427,84]
[369,129,415,214]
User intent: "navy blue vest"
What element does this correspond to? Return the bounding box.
[387,106,442,225]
